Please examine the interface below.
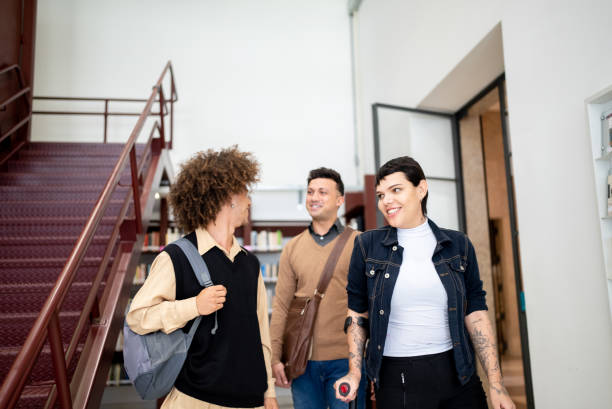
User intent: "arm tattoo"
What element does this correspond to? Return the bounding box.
[348,320,366,373]
[467,315,509,397]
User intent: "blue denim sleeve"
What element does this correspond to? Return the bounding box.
[465,236,488,315]
[347,235,368,313]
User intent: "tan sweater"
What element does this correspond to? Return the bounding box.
[270,228,359,364]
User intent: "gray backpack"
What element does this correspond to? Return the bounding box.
[123,237,218,400]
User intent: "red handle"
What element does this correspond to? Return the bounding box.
[339,382,350,396]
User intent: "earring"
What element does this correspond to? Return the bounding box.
[231,203,236,208]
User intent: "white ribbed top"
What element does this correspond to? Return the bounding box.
[383,219,453,357]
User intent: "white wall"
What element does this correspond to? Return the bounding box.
[356,0,612,407]
[33,0,357,188]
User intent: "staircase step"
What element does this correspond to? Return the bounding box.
[0,241,109,259]
[16,152,143,164]
[0,187,130,202]
[0,264,108,285]
[0,281,105,314]
[14,385,52,409]
[7,162,130,174]
[0,141,146,405]
[0,342,83,385]
[1,256,109,269]
[0,235,111,246]
[0,238,119,284]
[0,201,125,218]
[0,311,83,348]
[0,217,118,237]
[27,142,145,152]
[0,175,134,187]
[8,157,141,168]
[18,144,145,159]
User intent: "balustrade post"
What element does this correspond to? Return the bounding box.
[130,146,143,234]
[103,99,109,143]
[49,312,72,409]
[158,89,166,147]
[170,81,175,149]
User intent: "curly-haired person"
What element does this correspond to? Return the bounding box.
[127,146,279,409]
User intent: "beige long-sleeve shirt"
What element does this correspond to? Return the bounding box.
[126,228,275,408]
[269,228,359,365]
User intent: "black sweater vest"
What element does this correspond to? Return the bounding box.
[165,232,267,407]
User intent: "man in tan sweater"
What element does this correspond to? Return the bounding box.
[269,168,365,409]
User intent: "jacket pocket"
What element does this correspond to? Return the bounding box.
[447,257,467,296]
[365,261,386,300]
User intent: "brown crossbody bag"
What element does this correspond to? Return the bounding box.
[281,227,353,380]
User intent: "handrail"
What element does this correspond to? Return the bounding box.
[31,92,177,144]
[0,65,32,156]
[0,64,23,76]
[0,61,177,409]
[34,96,173,102]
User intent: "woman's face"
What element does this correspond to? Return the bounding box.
[230,190,251,228]
[376,171,427,229]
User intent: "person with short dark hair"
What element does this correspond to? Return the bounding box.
[307,167,345,196]
[335,156,516,409]
[127,146,279,409]
[269,167,366,409]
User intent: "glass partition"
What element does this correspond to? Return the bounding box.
[373,103,463,230]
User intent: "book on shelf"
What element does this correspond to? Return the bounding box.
[107,363,130,386]
[142,226,182,251]
[133,263,151,285]
[266,287,275,315]
[260,262,279,278]
[115,329,124,352]
[142,230,161,250]
[246,229,284,252]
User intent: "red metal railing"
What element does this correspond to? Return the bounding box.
[32,92,177,146]
[0,64,33,165]
[0,61,177,409]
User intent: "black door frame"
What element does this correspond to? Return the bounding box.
[372,103,466,232]
[372,73,535,409]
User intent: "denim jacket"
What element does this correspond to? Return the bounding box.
[346,219,487,387]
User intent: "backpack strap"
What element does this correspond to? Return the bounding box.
[174,237,218,334]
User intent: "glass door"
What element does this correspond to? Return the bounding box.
[372,103,465,231]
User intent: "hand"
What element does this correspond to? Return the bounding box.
[333,371,360,403]
[264,397,279,409]
[196,285,226,315]
[272,362,291,388]
[489,382,515,409]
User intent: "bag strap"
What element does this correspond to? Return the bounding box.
[174,237,213,287]
[314,227,353,298]
[174,237,218,334]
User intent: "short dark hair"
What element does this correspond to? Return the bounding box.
[376,156,428,215]
[307,167,344,195]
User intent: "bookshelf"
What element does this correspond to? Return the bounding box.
[238,220,312,317]
[586,86,612,318]
[246,228,286,317]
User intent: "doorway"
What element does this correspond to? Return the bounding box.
[456,76,531,409]
[371,75,534,409]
